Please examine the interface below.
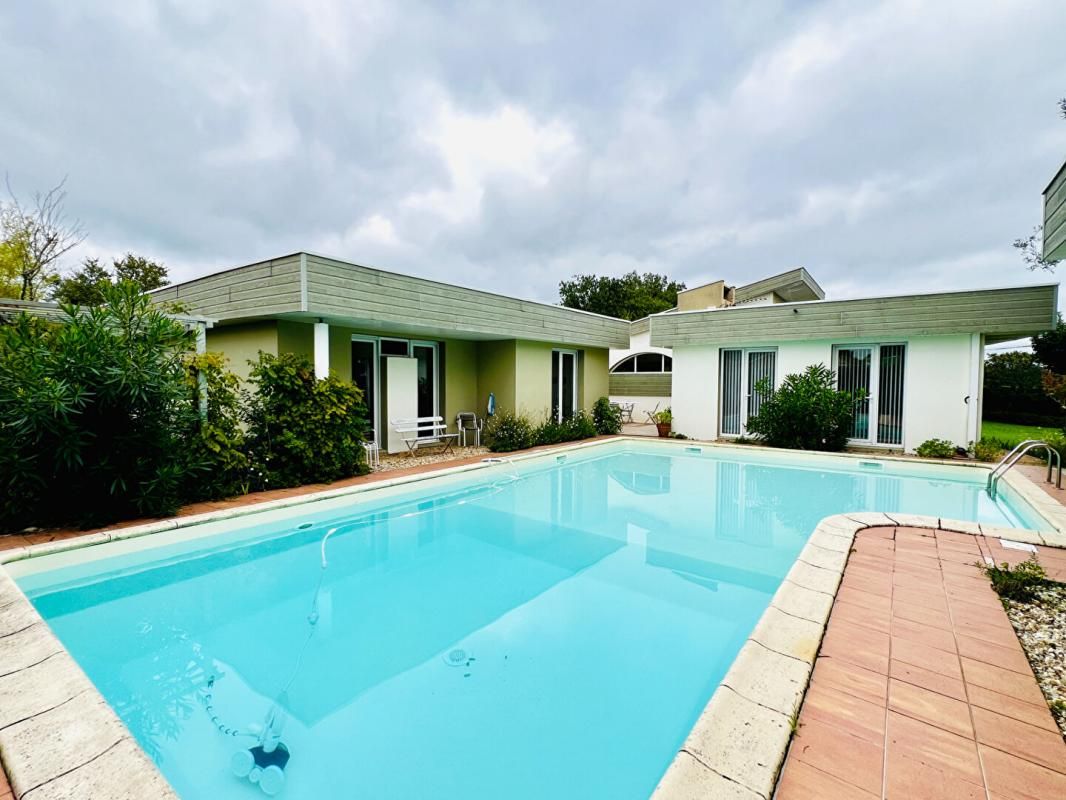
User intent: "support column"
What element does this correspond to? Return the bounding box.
[195,324,208,420]
[314,322,330,380]
[965,333,982,445]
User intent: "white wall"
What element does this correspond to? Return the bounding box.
[608,329,671,366]
[670,335,981,452]
[671,345,719,440]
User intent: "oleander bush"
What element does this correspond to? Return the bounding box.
[592,396,622,435]
[745,364,855,451]
[0,287,371,531]
[0,284,196,529]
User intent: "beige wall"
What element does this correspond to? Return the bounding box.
[515,340,554,418]
[476,340,517,413]
[580,347,610,409]
[442,339,479,427]
[205,321,278,381]
[277,320,314,361]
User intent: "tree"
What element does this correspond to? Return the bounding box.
[0,177,85,300]
[1032,314,1066,374]
[1013,226,1059,272]
[559,271,685,320]
[113,252,168,291]
[53,252,169,305]
[51,257,112,305]
[982,351,1062,421]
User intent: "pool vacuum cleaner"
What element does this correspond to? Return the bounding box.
[230,703,290,796]
[223,521,345,795]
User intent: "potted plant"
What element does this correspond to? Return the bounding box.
[652,407,672,438]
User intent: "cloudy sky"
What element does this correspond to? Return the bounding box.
[1,0,1064,307]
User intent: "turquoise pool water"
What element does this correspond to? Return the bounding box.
[14,443,1041,799]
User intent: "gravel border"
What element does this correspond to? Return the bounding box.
[1003,582,1066,739]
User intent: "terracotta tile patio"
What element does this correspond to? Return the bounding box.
[776,526,1066,800]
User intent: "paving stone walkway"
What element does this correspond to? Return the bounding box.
[776,526,1066,800]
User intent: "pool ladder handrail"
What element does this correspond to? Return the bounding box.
[986,439,1062,499]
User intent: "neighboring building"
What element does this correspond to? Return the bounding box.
[153,252,629,453]
[1045,159,1066,262]
[653,283,1058,452]
[608,268,824,420]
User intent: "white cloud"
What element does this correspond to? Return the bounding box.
[404,95,578,223]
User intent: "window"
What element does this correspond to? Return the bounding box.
[833,344,906,445]
[552,349,578,422]
[380,338,410,356]
[610,353,672,373]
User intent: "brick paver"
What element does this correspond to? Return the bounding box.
[777,526,1066,800]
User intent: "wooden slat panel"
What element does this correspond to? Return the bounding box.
[150,255,304,318]
[609,373,672,396]
[1044,162,1066,261]
[650,285,1058,347]
[305,254,630,347]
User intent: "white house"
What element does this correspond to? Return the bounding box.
[608,268,824,421]
[649,283,1058,452]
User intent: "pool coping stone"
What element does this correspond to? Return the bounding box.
[1,437,1065,799]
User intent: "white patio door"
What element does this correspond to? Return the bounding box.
[720,348,776,436]
[834,344,906,445]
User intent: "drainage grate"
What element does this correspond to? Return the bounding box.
[443,648,469,667]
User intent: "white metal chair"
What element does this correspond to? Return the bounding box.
[456,411,483,447]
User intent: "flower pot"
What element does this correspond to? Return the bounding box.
[656,422,671,438]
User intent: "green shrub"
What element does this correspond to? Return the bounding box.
[533,409,598,446]
[0,284,196,529]
[970,438,1005,463]
[592,396,622,435]
[182,352,249,501]
[745,364,854,451]
[244,353,370,489]
[485,409,536,452]
[982,556,1047,603]
[563,409,598,440]
[915,438,957,459]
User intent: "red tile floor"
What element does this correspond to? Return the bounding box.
[776,526,1066,800]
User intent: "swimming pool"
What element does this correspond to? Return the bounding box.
[9,441,1046,799]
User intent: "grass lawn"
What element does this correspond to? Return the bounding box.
[981,420,1062,447]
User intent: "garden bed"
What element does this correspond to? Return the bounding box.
[1003,580,1066,739]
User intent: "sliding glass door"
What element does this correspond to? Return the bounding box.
[411,341,439,437]
[552,349,578,423]
[352,336,440,444]
[834,344,905,445]
[719,348,776,436]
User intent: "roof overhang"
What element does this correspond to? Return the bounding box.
[650,283,1059,348]
[1043,159,1066,262]
[153,252,630,349]
[734,267,825,304]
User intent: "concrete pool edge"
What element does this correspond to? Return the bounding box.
[649,510,1066,800]
[1,439,1064,799]
[0,567,180,799]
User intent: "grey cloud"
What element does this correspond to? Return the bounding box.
[0,0,1063,306]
